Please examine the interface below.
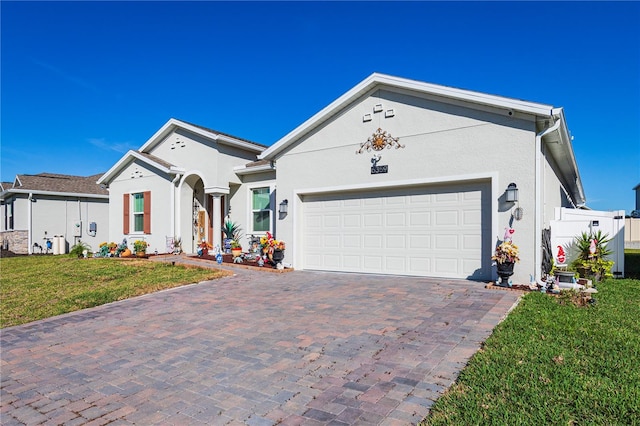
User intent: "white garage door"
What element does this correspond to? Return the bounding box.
[301,182,491,279]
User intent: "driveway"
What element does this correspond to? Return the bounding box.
[1,265,521,425]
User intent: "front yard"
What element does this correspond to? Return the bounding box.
[422,278,640,424]
[0,255,228,328]
[2,255,638,423]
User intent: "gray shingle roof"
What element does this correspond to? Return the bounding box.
[177,119,268,148]
[135,152,175,169]
[13,173,108,195]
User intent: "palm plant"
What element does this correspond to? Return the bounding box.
[222,220,243,242]
[570,230,614,281]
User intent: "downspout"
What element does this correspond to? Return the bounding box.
[27,193,33,254]
[535,117,562,281]
[170,174,182,244]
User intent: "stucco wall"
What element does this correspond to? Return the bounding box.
[108,160,174,254]
[273,89,541,282]
[148,129,259,189]
[1,193,108,254]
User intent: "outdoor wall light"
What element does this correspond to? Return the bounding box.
[505,183,519,202]
[279,199,289,214]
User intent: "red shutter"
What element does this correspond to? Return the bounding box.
[123,194,130,234]
[143,191,151,234]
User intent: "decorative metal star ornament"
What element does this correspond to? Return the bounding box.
[356,128,405,154]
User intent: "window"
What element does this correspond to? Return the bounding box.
[4,200,13,230]
[252,187,271,233]
[133,193,145,232]
[123,191,151,234]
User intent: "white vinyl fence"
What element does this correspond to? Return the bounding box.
[549,208,625,277]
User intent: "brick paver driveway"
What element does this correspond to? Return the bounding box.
[1,264,520,425]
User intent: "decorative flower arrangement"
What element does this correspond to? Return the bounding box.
[133,240,148,253]
[492,241,520,264]
[259,232,285,251]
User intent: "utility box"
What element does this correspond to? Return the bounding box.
[73,221,82,237]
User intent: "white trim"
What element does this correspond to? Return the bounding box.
[180,169,213,188]
[2,189,109,200]
[139,118,264,154]
[292,172,498,273]
[205,186,230,195]
[260,73,555,160]
[247,180,276,236]
[233,163,275,176]
[294,172,495,196]
[97,150,173,186]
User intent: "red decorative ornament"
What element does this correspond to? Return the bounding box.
[556,246,566,264]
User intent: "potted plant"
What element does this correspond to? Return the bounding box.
[133,240,148,257]
[570,230,614,282]
[259,232,286,267]
[492,241,520,285]
[231,239,242,258]
[222,220,243,254]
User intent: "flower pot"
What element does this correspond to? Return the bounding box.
[136,251,146,258]
[496,261,515,285]
[272,248,285,268]
[231,248,242,258]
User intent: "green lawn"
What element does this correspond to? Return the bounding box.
[421,278,640,425]
[0,255,229,328]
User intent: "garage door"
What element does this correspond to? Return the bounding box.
[301,182,491,279]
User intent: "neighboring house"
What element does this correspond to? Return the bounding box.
[0,173,109,254]
[626,183,640,248]
[632,183,640,217]
[100,73,586,284]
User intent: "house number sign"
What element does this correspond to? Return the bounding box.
[371,155,388,174]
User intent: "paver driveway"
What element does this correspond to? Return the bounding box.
[1,264,521,425]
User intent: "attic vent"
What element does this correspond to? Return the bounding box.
[170,138,186,149]
[131,168,143,179]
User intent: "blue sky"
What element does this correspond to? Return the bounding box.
[2,1,639,213]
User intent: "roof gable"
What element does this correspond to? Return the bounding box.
[97,151,183,186]
[259,73,556,160]
[139,118,266,154]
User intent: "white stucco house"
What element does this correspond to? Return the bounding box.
[1,173,109,254]
[98,73,585,283]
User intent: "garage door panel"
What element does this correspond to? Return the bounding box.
[410,235,431,249]
[344,214,361,227]
[364,234,383,249]
[386,235,406,249]
[385,256,406,272]
[435,210,459,226]
[435,234,458,250]
[463,209,482,225]
[410,211,431,226]
[385,212,406,227]
[301,182,490,279]
[364,213,383,227]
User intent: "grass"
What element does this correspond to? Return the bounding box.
[0,255,230,328]
[421,278,640,425]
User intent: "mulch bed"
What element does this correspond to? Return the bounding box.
[191,253,293,273]
[485,283,533,292]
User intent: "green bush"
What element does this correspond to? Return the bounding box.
[625,249,640,279]
[69,241,92,258]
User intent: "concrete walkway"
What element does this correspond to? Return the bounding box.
[1,260,521,425]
